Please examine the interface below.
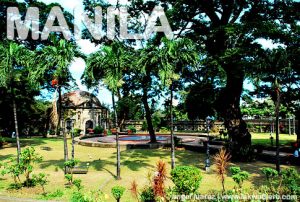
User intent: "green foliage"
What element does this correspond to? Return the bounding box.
[141,121,148,131]
[111,185,126,201]
[128,125,137,133]
[261,167,279,193]
[1,147,42,187]
[20,147,43,186]
[170,166,202,195]
[281,168,300,195]
[140,187,155,202]
[32,173,49,193]
[70,191,87,202]
[40,189,64,200]
[94,126,104,134]
[261,167,278,180]
[65,174,73,185]
[260,167,300,195]
[1,147,43,187]
[229,167,249,189]
[73,179,83,191]
[0,136,5,147]
[1,158,22,184]
[64,159,79,169]
[73,128,82,137]
[70,191,105,202]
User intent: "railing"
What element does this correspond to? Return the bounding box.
[121,119,298,134]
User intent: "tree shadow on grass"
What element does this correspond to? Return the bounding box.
[0,154,14,161]
[39,159,65,171]
[4,137,63,148]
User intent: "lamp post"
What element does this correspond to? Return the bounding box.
[205,116,213,172]
[67,119,76,159]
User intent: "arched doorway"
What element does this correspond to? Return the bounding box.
[85,120,93,134]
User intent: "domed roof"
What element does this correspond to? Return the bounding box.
[61,90,102,108]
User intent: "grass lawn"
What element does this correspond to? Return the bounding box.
[0,136,299,201]
[251,133,297,146]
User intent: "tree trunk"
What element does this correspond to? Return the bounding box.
[56,86,62,136]
[220,68,251,161]
[12,97,21,163]
[112,90,121,180]
[275,88,280,172]
[142,76,156,143]
[170,83,175,169]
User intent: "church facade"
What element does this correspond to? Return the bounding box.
[60,90,109,134]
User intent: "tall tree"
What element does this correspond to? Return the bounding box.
[0,42,34,162]
[155,38,198,169]
[30,38,77,173]
[84,41,130,180]
[129,0,299,159]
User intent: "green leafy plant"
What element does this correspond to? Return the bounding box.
[70,191,87,202]
[64,159,79,184]
[0,136,5,147]
[94,126,104,134]
[229,166,249,190]
[170,166,202,195]
[41,189,64,200]
[1,147,43,188]
[64,174,73,185]
[128,125,137,133]
[261,167,278,193]
[111,185,126,202]
[281,168,300,195]
[20,147,43,187]
[32,173,49,194]
[73,128,82,137]
[73,179,83,191]
[1,157,22,184]
[140,187,155,202]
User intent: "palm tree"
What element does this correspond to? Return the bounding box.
[84,42,129,180]
[0,42,34,163]
[30,38,77,173]
[156,38,198,169]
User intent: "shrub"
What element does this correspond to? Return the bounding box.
[229,166,249,190]
[0,136,5,147]
[70,191,87,202]
[261,167,278,193]
[170,166,202,195]
[1,147,43,187]
[73,179,83,191]
[153,160,167,198]
[281,168,300,195]
[159,127,170,133]
[111,185,126,202]
[32,173,49,194]
[64,159,79,184]
[20,147,43,187]
[94,126,104,134]
[41,189,64,200]
[73,128,82,137]
[65,174,73,185]
[214,148,231,193]
[140,187,155,202]
[128,125,137,133]
[1,158,23,184]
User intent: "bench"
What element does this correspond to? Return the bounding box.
[66,166,89,174]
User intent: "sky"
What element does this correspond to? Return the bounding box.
[20,0,282,107]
